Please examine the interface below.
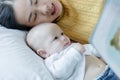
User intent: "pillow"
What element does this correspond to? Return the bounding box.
[0,26,53,80]
[57,0,105,44]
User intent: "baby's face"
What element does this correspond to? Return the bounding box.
[38,24,71,57]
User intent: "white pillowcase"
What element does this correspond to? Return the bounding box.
[0,26,53,80]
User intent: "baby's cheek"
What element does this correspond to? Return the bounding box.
[56,44,64,52]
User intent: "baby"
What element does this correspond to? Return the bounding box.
[26,23,119,80]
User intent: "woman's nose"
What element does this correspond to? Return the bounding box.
[36,3,52,15]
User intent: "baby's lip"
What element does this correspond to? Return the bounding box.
[64,41,71,47]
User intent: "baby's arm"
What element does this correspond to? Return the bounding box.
[72,43,85,53]
[45,47,83,79]
[83,44,101,57]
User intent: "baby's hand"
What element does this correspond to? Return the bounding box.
[73,43,85,53]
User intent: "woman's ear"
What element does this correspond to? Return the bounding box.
[37,49,48,58]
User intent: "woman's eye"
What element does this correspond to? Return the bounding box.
[54,36,58,40]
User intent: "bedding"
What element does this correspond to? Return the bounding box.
[0,26,53,80]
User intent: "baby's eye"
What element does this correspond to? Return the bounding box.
[54,36,58,40]
[61,32,64,35]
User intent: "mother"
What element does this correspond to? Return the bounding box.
[0,0,105,43]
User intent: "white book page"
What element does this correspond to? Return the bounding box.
[89,0,120,78]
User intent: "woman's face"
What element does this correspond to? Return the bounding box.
[13,0,62,27]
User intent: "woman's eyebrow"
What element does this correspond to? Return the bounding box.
[34,13,37,21]
[28,0,33,22]
[28,13,32,22]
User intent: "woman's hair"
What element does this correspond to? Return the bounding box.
[0,1,30,30]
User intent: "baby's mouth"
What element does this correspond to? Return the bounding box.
[64,42,71,47]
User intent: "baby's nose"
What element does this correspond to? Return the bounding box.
[61,36,67,42]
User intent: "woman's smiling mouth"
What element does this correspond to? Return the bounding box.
[51,2,57,15]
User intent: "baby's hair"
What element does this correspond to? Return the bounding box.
[26,26,40,52]
[26,23,60,53]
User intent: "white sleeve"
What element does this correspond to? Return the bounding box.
[83,44,101,57]
[45,47,82,79]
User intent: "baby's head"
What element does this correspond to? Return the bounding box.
[26,23,71,58]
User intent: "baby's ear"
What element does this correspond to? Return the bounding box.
[37,49,48,58]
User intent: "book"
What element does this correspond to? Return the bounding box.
[89,0,120,78]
